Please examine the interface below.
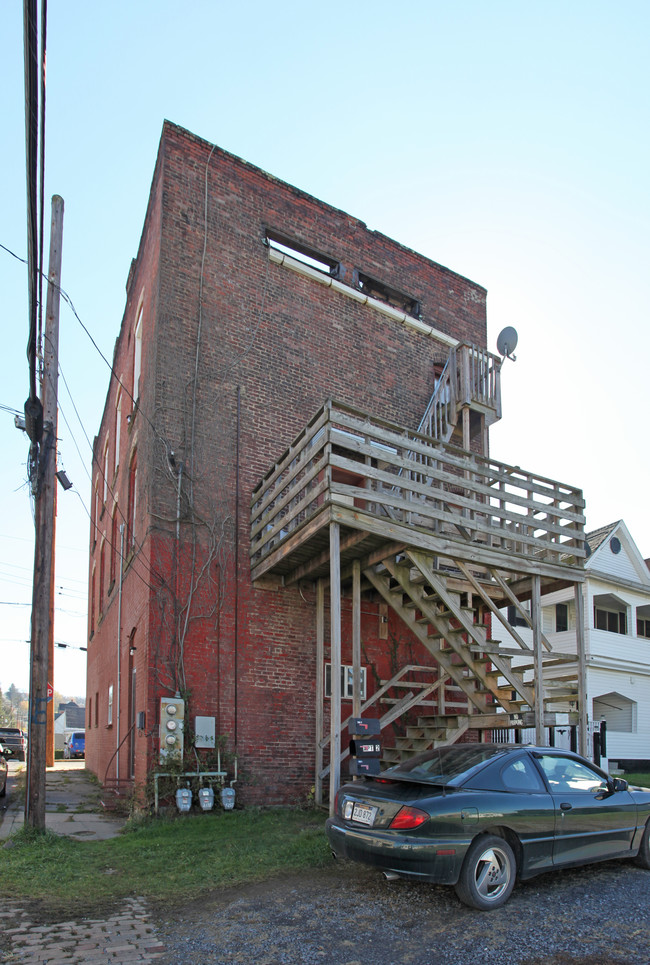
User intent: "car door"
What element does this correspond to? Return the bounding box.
[534,753,637,865]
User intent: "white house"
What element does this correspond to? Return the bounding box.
[501,521,650,772]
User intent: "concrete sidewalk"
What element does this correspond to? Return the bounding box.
[0,759,126,841]
[0,762,169,964]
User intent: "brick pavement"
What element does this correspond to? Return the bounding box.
[0,899,166,964]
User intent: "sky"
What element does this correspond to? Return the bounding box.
[1,1,649,698]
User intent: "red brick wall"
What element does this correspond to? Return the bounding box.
[86,122,488,804]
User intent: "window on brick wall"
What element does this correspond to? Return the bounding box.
[99,539,106,614]
[127,451,137,552]
[102,440,110,507]
[265,229,339,276]
[107,684,113,726]
[325,663,367,700]
[133,303,143,404]
[109,506,118,590]
[87,696,92,730]
[92,479,99,549]
[357,270,421,318]
[114,391,122,475]
[90,567,96,638]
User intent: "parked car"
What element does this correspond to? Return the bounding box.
[0,727,27,761]
[326,744,650,910]
[63,732,85,759]
[0,743,9,797]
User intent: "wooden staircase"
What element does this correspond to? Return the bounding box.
[364,547,579,763]
[419,343,502,446]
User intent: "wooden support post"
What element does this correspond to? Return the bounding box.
[328,522,342,817]
[352,560,361,721]
[462,406,470,452]
[315,578,325,807]
[532,574,544,745]
[575,581,588,757]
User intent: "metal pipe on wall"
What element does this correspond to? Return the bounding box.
[116,523,124,781]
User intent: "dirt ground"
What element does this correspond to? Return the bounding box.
[152,858,650,965]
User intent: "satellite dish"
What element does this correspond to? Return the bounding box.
[497,326,518,361]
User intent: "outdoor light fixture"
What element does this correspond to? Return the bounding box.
[129,646,137,656]
[56,469,72,490]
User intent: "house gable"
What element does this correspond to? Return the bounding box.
[586,521,650,589]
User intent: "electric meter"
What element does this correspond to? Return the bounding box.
[159,696,185,762]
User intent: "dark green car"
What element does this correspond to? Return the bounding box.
[325,744,650,910]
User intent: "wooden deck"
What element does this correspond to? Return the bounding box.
[251,400,586,591]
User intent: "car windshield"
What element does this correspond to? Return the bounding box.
[383,745,511,786]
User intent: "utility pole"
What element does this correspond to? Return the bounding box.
[26,195,64,829]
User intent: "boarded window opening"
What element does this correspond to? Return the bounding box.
[357,271,421,318]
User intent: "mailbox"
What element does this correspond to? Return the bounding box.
[348,717,381,736]
[350,758,381,776]
[349,716,382,778]
[349,738,382,758]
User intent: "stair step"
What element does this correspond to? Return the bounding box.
[426,626,466,639]
[406,725,446,740]
[416,715,470,728]
[380,680,438,688]
[403,595,439,609]
[466,644,532,656]
[474,687,517,702]
[394,736,436,750]
[513,656,578,672]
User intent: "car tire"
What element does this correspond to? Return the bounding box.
[634,820,650,869]
[454,834,517,910]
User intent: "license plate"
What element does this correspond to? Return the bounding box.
[352,803,377,826]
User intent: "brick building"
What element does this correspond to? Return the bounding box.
[86,122,586,808]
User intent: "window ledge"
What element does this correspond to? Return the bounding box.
[268,246,458,348]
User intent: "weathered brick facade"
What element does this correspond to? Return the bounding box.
[85,122,488,804]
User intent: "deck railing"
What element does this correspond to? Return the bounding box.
[419,343,502,440]
[250,400,586,571]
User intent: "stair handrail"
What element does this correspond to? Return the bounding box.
[418,348,457,439]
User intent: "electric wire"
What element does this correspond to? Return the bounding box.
[37,0,47,369]
[23,0,39,405]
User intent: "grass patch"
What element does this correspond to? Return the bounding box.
[0,808,330,915]
[622,771,650,787]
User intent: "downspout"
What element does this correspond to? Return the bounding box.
[116,522,124,782]
[234,386,240,749]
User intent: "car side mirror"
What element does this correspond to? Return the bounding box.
[610,777,628,792]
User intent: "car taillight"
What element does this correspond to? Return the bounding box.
[389,805,429,830]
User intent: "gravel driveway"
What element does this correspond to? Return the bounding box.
[154,857,650,965]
